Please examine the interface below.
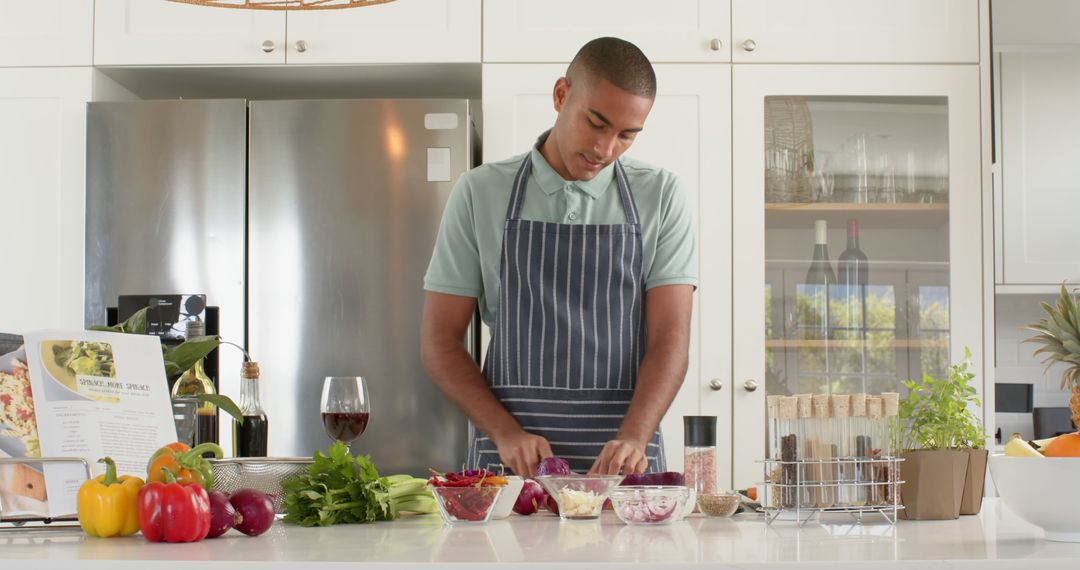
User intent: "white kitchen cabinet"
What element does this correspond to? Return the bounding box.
[94,0,285,65]
[730,65,984,488]
[482,64,731,481]
[0,0,93,67]
[482,0,731,63]
[732,0,980,63]
[0,67,92,332]
[286,0,480,64]
[998,52,1080,285]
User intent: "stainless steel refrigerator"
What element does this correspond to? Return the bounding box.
[86,99,476,473]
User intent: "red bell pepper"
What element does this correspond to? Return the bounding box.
[137,469,211,543]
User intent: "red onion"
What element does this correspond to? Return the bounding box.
[535,456,571,477]
[207,490,242,539]
[512,480,545,515]
[229,489,275,537]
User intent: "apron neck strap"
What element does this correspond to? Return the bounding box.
[506,154,640,225]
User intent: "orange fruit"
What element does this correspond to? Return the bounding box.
[1042,432,1080,457]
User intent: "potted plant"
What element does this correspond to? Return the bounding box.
[1025,284,1080,433]
[896,348,985,519]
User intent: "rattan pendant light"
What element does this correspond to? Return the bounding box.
[166,0,396,10]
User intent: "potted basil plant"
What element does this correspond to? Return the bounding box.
[897,348,986,519]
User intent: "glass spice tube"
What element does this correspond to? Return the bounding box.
[683,416,718,498]
[881,392,901,505]
[850,393,869,507]
[778,396,799,509]
[796,393,815,508]
[831,394,852,507]
[866,396,885,505]
[811,394,835,508]
[764,396,782,510]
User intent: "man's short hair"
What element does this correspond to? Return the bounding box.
[567,37,656,100]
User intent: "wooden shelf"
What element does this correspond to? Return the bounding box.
[765,202,948,230]
[765,339,948,349]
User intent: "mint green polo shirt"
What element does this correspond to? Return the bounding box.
[424,144,698,328]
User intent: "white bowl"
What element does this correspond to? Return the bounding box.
[989,454,1080,542]
[490,475,525,519]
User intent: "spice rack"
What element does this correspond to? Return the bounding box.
[758,456,904,526]
[0,456,90,530]
[761,392,905,526]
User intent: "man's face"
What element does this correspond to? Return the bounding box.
[551,75,653,181]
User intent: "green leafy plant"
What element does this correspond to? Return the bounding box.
[1024,284,1080,390]
[91,306,243,422]
[898,347,985,451]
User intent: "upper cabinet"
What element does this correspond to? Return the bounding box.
[286,0,480,64]
[95,0,285,65]
[482,0,732,62]
[0,0,93,66]
[93,0,479,66]
[731,0,980,63]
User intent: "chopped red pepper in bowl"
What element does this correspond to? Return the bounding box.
[427,469,507,524]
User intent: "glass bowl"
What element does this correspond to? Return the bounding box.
[697,491,741,517]
[536,474,624,520]
[609,485,690,525]
[431,485,504,525]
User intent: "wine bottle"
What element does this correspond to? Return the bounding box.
[805,220,837,285]
[837,219,870,334]
[233,361,268,457]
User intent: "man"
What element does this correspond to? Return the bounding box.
[421,37,696,477]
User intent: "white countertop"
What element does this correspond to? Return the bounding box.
[3,499,1079,569]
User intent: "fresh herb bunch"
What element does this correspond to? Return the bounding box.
[281,441,435,527]
[1025,284,1080,390]
[898,347,985,451]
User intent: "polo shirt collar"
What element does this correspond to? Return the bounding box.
[528,133,616,199]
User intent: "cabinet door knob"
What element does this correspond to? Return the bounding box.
[742,39,757,52]
[709,38,722,51]
[743,379,759,392]
[708,378,724,391]
[296,40,309,53]
[261,40,276,53]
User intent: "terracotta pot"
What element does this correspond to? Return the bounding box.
[959,448,988,515]
[897,449,968,520]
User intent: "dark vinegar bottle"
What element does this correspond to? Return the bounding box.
[233,361,268,457]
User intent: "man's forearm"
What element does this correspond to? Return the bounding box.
[616,336,690,446]
[421,338,522,441]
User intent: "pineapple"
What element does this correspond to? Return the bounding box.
[1025,284,1080,431]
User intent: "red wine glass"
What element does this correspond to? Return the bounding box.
[320,376,370,453]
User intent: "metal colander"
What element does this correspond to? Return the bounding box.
[209,457,313,513]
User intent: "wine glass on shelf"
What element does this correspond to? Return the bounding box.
[320,376,370,453]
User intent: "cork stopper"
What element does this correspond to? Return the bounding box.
[796,394,813,419]
[831,394,851,419]
[241,361,260,380]
[779,396,799,421]
[811,394,831,419]
[766,395,783,419]
[867,396,883,419]
[881,392,900,417]
[851,393,867,417]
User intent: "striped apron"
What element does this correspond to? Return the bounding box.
[466,153,666,474]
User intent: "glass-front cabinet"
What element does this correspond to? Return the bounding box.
[725,66,984,488]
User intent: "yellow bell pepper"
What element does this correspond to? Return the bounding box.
[77,457,144,537]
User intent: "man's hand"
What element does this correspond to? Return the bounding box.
[589,439,648,475]
[493,429,553,477]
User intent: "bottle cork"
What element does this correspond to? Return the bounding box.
[812,393,831,418]
[779,396,799,421]
[851,393,867,417]
[831,394,851,419]
[241,361,260,379]
[796,394,813,419]
[881,392,900,417]
[867,396,883,419]
[767,395,783,419]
